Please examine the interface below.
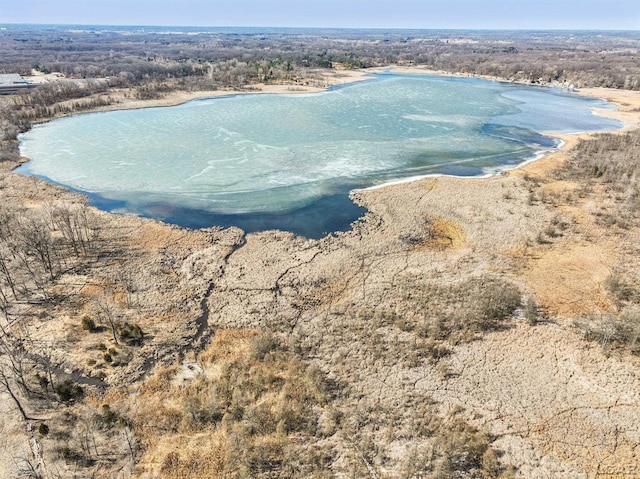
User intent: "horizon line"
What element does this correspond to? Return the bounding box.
[1,22,638,33]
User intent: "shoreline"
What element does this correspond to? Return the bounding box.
[74,69,374,115]
[360,66,638,190]
[356,144,559,193]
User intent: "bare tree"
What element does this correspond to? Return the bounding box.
[115,265,136,309]
[12,453,44,479]
[47,203,95,257]
[0,286,11,326]
[0,335,35,398]
[93,295,119,345]
[16,216,60,282]
[0,366,30,421]
[0,248,18,300]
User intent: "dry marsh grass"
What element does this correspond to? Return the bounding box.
[550,130,640,354]
[132,329,333,478]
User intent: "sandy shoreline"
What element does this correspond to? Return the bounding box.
[83,69,373,114]
[368,66,639,182]
[512,86,640,178]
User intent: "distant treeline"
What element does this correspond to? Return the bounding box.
[1,27,638,89]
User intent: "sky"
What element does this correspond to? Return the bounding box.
[1,0,639,30]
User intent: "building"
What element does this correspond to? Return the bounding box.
[0,74,36,94]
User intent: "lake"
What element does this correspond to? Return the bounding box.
[18,73,622,238]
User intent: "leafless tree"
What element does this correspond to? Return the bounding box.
[93,295,120,345]
[0,248,18,300]
[0,335,35,398]
[115,265,136,309]
[0,366,30,421]
[16,216,60,282]
[12,454,44,479]
[47,203,95,257]
[0,286,11,326]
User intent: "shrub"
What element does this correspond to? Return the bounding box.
[116,322,144,346]
[57,446,93,467]
[472,278,522,328]
[399,275,522,340]
[574,307,640,353]
[54,379,85,403]
[250,332,280,360]
[524,297,539,326]
[96,404,120,430]
[81,316,97,332]
[605,273,640,305]
[423,338,452,362]
[434,417,490,475]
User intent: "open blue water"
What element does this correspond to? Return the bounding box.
[18,74,622,238]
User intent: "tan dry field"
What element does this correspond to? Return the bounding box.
[0,77,639,478]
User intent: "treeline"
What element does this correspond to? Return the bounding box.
[0,201,99,313]
[0,199,100,427]
[0,80,114,163]
[558,129,640,229]
[1,27,638,89]
[0,192,152,476]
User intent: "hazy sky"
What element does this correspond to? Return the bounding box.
[2,0,639,29]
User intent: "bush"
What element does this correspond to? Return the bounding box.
[473,278,522,328]
[250,332,280,360]
[524,297,539,326]
[96,404,120,429]
[605,274,640,305]
[116,322,144,346]
[81,316,97,332]
[57,446,93,467]
[398,275,522,342]
[423,338,452,363]
[435,417,490,475]
[54,379,85,403]
[574,307,640,353]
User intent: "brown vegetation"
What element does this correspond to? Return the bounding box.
[550,130,640,355]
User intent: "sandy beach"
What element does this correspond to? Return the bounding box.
[78,68,373,114]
